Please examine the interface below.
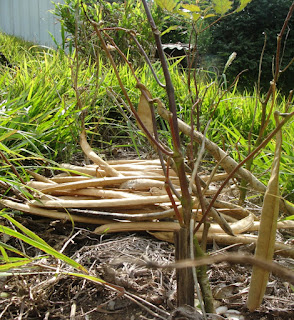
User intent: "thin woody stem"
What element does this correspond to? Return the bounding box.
[141,0,181,150]
[142,0,192,226]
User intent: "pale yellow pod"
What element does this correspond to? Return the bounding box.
[247,113,282,311]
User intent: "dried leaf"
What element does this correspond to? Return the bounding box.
[137,88,154,135]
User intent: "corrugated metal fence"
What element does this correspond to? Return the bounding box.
[0,0,64,47]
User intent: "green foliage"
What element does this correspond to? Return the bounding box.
[207,90,294,202]
[159,9,192,44]
[153,0,253,74]
[156,7,211,55]
[212,0,233,16]
[0,32,147,161]
[1,3,293,313]
[0,33,78,159]
[235,0,253,12]
[155,0,253,21]
[1,30,293,201]
[0,212,87,272]
[207,0,294,94]
[156,0,179,12]
[53,0,164,64]
[0,211,114,303]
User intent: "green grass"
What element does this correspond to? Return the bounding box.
[208,92,294,202]
[0,34,76,158]
[0,32,293,202]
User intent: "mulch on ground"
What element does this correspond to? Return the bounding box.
[0,214,293,320]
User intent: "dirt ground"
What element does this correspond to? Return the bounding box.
[0,214,293,320]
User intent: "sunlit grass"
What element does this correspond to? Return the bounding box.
[0,32,293,201]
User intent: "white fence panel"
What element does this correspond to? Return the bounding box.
[0,0,64,47]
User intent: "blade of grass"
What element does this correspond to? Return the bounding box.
[0,225,87,273]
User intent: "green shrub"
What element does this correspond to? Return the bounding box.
[208,0,294,94]
[53,0,164,65]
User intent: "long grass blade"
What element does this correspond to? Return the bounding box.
[0,225,87,273]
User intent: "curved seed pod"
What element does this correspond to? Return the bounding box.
[0,199,112,224]
[29,194,173,208]
[94,214,253,235]
[247,112,283,311]
[80,130,123,177]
